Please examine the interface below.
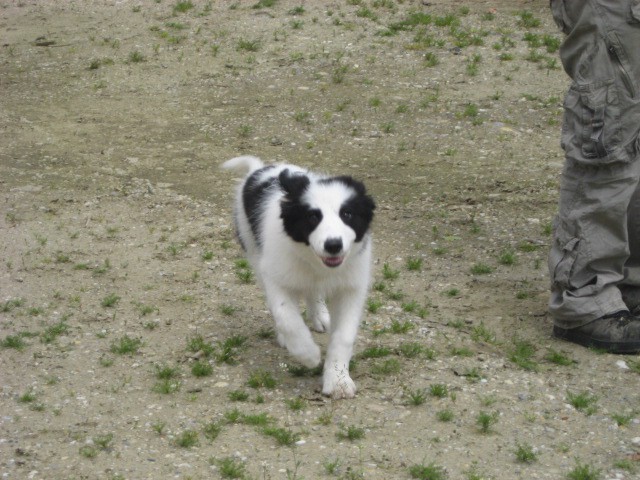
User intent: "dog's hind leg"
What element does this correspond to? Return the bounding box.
[307,295,330,333]
[265,284,321,369]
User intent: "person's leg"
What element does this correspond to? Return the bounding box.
[548,0,640,351]
[620,185,640,309]
[549,160,640,327]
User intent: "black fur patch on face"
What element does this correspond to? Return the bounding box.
[322,176,376,242]
[279,169,320,245]
[242,165,277,245]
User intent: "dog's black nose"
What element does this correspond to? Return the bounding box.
[324,238,343,255]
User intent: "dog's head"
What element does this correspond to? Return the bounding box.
[279,169,375,268]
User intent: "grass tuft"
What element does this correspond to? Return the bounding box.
[262,426,300,446]
[515,442,538,463]
[567,391,598,415]
[566,460,601,480]
[476,411,499,434]
[337,424,366,441]
[174,429,199,448]
[247,369,277,389]
[409,462,447,480]
[509,339,538,371]
[110,335,142,355]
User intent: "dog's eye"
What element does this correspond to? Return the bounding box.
[340,209,353,221]
[307,210,321,225]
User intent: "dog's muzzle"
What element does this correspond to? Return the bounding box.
[322,238,344,267]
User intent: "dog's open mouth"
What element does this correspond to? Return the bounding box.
[322,256,344,268]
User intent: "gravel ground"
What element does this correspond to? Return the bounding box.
[1,1,640,479]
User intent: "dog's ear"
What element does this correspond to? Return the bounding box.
[333,175,367,196]
[332,176,376,210]
[279,169,310,198]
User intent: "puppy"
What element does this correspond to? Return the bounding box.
[222,156,375,399]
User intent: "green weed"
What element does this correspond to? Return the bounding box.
[173,1,194,13]
[409,462,447,480]
[186,334,215,357]
[1,298,24,312]
[429,383,448,398]
[371,358,401,375]
[476,411,499,434]
[203,422,223,441]
[359,345,392,359]
[611,412,633,427]
[155,364,180,379]
[509,339,538,371]
[101,293,120,308]
[545,348,575,366]
[262,426,300,446]
[248,369,277,389]
[518,10,541,29]
[515,442,538,463]
[252,0,277,8]
[405,388,427,406]
[110,335,142,355]
[40,321,69,343]
[398,342,427,358]
[127,50,146,63]
[424,52,439,67]
[152,421,166,435]
[93,433,114,451]
[285,397,306,411]
[153,379,181,394]
[436,409,454,422]
[389,319,414,334]
[470,263,492,275]
[1,335,27,350]
[79,445,98,458]
[382,262,400,280]
[214,456,247,478]
[470,323,497,344]
[174,430,199,448]
[566,460,601,480]
[18,389,37,403]
[242,412,272,426]
[191,360,213,377]
[228,390,250,402]
[367,298,383,313]
[337,424,366,441]
[499,250,516,265]
[237,39,260,52]
[567,391,598,415]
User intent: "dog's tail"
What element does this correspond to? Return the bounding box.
[221,155,264,174]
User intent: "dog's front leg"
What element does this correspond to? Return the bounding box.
[264,284,321,369]
[322,288,365,399]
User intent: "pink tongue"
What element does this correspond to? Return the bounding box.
[324,257,343,267]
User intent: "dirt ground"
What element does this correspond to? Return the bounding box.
[2,1,640,479]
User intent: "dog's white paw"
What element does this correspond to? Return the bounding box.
[289,341,321,368]
[308,299,330,333]
[311,310,331,333]
[322,364,357,399]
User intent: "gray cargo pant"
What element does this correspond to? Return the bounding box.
[549,0,640,328]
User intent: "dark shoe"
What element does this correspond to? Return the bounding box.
[553,311,640,354]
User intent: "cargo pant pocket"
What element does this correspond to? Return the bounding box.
[549,223,580,290]
[561,80,626,165]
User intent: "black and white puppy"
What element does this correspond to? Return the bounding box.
[222,156,375,399]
